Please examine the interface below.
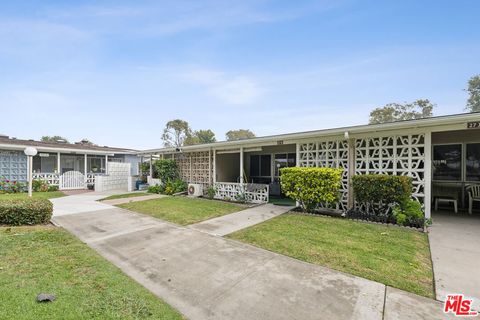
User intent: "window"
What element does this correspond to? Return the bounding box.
[466,143,480,181]
[433,144,462,181]
[249,155,271,177]
[274,153,296,176]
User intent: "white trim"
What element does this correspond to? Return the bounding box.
[424,132,432,219]
[0,143,117,155]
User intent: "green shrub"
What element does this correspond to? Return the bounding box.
[0,177,25,193]
[280,167,343,212]
[0,198,53,225]
[206,186,216,199]
[147,185,164,194]
[48,185,59,192]
[393,199,424,226]
[164,179,187,195]
[352,174,412,213]
[153,160,179,183]
[32,179,49,192]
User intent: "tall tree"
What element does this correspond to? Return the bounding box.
[41,135,69,143]
[162,119,192,148]
[369,99,434,124]
[466,74,480,112]
[184,129,216,145]
[225,129,256,141]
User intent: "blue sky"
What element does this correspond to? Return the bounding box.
[0,0,479,149]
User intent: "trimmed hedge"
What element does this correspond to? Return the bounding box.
[0,198,53,225]
[352,174,412,205]
[280,167,343,212]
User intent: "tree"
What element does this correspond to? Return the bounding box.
[77,138,95,145]
[369,99,434,124]
[41,135,69,143]
[184,129,216,145]
[225,129,256,141]
[162,119,192,148]
[466,75,480,112]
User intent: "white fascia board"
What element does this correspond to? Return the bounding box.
[0,144,116,156]
[137,113,480,155]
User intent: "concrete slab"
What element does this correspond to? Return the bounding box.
[51,194,114,216]
[429,212,480,310]
[189,203,294,236]
[384,287,454,320]
[101,194,166,206]
[55,207,385,320]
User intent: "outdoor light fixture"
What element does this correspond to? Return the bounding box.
[24,147,38,197]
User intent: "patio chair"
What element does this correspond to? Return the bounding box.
[466,184,480,214]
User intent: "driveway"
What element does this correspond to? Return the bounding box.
[51,194,451,320]
[429,212,480,310]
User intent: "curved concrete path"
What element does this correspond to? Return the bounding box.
[51,194,452,320]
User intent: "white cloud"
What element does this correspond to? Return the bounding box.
[178,67,263,105]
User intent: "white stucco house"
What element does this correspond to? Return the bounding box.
[138,113,480,219]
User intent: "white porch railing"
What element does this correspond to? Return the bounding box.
[214,182,269,204]
[32,173,60,186]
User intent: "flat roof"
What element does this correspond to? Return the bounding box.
[138,112,480,155]
[0,137,138,155]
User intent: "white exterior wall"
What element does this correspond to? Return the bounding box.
[95,162,131,192]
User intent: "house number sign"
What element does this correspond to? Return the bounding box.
[467,121,480,129]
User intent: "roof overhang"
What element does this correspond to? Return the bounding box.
[0,143,116,156]
[138,113,480,155]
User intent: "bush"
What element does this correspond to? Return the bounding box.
[48,185,59,192]
[280,167,343,212]
[0,177,25,193]
[153,160,179,183]
[32,179,49,192]
[164,179,187,195]
[352,174,412,213]
[206,186,216,200]
[147,185,164,194]
[393,199,424,226]
[0,198,53,225]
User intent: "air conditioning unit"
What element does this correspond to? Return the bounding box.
[188,183,203,197]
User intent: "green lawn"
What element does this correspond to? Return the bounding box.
[0,191,66,201]
[228,213,434,298]
[99,192,148,201]
[118,196,246,225]
[0,226,183,320]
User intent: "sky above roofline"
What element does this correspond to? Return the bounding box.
[0,0,478,149]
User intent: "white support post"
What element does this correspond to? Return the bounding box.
[213,149,216,184]
[105,155,109,174]
[295,143,300,167]
[149,154,153,177]
[57,152,61,174]
[239,147,244,184]
[424,131,432,219]
[84,154,88,186]
[347,138,356,209]
[208,149,212,184]
[27,156,33,197]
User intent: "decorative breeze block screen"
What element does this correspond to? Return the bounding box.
[355,134,425,203]
[0,150,27,181]
[299,140,349,210]
[176,151,212,190]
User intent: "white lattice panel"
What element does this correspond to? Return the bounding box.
[214,182,269,204]
[355,134,425,203]
[299,139,349,210]
[176,151,212,191]
[33,173,60,186]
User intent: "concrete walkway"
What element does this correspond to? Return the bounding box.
[50,194,452,320]
[429,212,480,310]
[189,203,294,236]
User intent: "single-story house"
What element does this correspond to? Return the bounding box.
[0,136,141,190]
[138,113,480,219]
